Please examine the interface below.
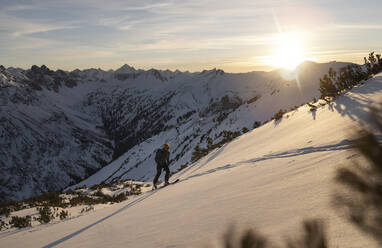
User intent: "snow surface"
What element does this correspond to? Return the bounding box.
[0,74,381,248]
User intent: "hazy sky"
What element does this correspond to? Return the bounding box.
[1,0,381,72]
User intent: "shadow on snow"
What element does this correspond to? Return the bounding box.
[42,191,158,248]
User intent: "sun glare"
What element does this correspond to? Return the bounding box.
[270,32,306,70]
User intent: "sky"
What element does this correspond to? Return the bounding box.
[1,0,381,72]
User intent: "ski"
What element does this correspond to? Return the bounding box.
[152,179,180,190]
[162,179,180,187]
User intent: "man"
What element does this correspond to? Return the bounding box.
[153,143,170,189]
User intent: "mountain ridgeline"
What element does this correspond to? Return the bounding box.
[0,61,349,202]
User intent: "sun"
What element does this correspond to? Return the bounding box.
[270,32,306,70]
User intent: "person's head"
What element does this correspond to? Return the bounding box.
[163,143,170,151]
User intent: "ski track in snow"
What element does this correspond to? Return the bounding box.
[179,139,355,183]
[42,192,158,248]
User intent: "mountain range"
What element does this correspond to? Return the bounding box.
[0,61,350,202]
[1,69,380,248]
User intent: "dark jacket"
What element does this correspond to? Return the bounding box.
[155,148,170,167]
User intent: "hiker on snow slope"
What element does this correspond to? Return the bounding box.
[153,143,170,189]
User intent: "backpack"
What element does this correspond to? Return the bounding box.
[155,149,166,165]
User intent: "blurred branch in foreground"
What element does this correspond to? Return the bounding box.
[335,104,382,246]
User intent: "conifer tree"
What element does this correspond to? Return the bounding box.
[364,56,372,76]
[319,74,337,100]
[376,54,382,73]
[368,52,378,74]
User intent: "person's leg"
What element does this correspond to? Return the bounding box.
[164,165,170,184]
[153,164,162,187]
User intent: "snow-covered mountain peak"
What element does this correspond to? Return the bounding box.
[199,68,225,77]
[115,64,136,74]
[296,60,317,68]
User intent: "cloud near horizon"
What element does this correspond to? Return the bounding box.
[1,0,381,72]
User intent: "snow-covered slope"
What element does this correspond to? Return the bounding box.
[1,73,381,248]
[0,66,114,201]
[0,61,349,201]
[69,61,350,189]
